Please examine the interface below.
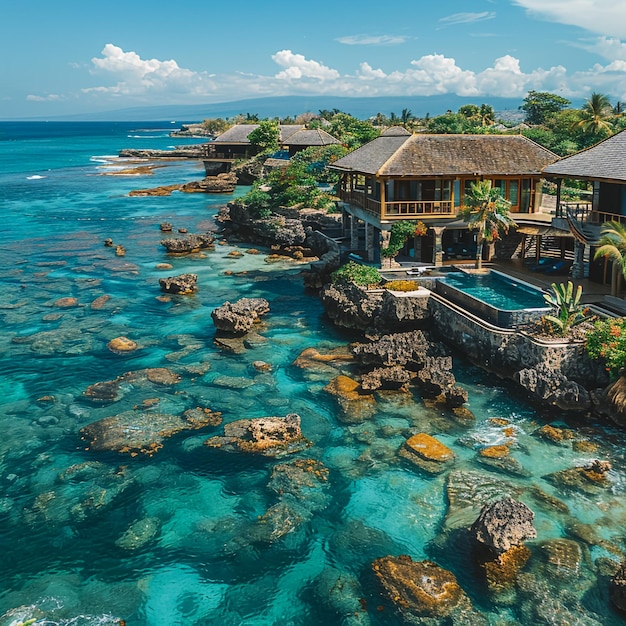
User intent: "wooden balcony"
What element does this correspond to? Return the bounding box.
[340,189,455,220]
[560,201,626,225]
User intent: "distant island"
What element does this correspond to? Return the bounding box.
[12,94,540,122]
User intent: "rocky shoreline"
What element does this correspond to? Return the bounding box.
[218,200,626,427]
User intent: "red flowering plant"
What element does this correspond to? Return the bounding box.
[586,317,626,379]
[414,221,428,237]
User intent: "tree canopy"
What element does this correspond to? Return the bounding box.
[520,91,571,125]
[247,120,280,153]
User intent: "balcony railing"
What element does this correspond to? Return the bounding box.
[560,201,626,225]
[383,200,454,217]
[339,189,455,219]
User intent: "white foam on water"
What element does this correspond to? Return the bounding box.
[26,175,46,180]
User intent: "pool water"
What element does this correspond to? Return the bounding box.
[442,269,548,310]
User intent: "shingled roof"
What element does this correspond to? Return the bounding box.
[330,133,558,177]
[543,130,626,182]
[282,128,341,147]
[213,124,304,144]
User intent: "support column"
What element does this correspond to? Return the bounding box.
[365,222,376,263]
[572,240,586,280]
[380,229,392,268]
[414,235,423,263]
[432,227,446,267]
[341,208,349,238]
[350,215,359,250]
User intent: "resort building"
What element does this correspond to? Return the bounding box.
[330,128,560,265]
[543,130,626,285]
[203,125,339,175]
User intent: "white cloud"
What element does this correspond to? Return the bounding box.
[44,42,626,111]
[439,11,496,26]
[26,94,63,102]
[336,34,410,45]
[271,50,340,80]
[84,44,205,96]
[512,0,626,38]
[578,36,626,61]
[357,62,387,79]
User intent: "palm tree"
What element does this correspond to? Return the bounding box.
[576,92,614,136]
[400,108,414,128]
[594,221,626,295]
[459,180,517,270]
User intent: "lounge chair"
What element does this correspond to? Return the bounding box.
[544,259,573,275]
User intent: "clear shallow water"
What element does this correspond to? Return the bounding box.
[0,123,626,625]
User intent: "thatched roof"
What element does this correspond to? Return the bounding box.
[282,128,341,147]
[213,124,304,144]
[330,133,558,177]
[543,130,626,182]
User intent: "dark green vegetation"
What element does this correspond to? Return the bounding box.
[331,261,382,287]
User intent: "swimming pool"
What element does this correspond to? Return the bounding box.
[434,269,550,328]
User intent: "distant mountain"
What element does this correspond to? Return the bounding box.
[37,95,527,122]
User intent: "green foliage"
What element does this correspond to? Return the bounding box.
[201,118,231,135]
[327,113,380,149]
[459,180,516,269]
[381,220,422,258]
[247,120,280,153]
[576,92,614,136]
[594,221,626,280]
[586,317,626,378]
[542,281,588,336]
[331,261,382,287]
[237,158,336,218]
[289,144,349,184]
[520,91,571,125]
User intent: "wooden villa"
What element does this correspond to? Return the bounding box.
[203,124,304,175]
[543,129,626,283]
[329,128,559,264]
[202,124,340,175]
[281,128,341,157]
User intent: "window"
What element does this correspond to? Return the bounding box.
[508,180,519,206]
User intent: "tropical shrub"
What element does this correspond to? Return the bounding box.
[331,261,382,287]
[381,221,421,259]
[383,279,420,291]
[586,317,626,378]
[542,281,589,336]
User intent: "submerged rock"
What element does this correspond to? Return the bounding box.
[611,561,626,613]
[115,517,161,550]
[360,365,412,391]
[81,407,221,455]
[158,273,198,295]
[313,569,370,626]
[372,556,486,623]
[204,413,309,457]
[248,458,330,542]
[323,375,376,423]
[106,336,138,354]
[545,459,613,494]
[211,297,270,334]
[83,367,181,403]
[444,470,522,532]
[399,433,455,474]
[471,497,536,554]
[160,233,215,254]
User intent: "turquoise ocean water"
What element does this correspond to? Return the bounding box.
[0,122,626,625]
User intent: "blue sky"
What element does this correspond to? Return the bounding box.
[3,0,626,118]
